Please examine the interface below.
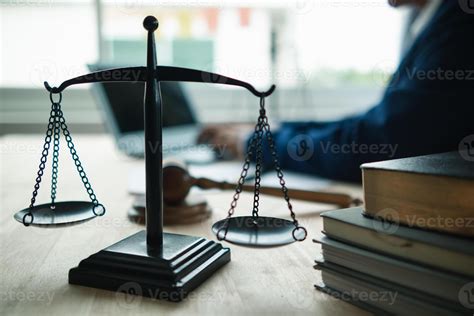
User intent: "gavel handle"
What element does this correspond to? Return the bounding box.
[194,177,359,208]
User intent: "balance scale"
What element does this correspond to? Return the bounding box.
[13,16,307,302]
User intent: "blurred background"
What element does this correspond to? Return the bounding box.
[0,0,407,134]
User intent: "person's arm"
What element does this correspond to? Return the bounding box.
[261,72,474,182]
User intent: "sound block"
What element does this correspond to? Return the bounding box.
[69,230,230,302]
[129,194,211,225]
[128,206,212,225]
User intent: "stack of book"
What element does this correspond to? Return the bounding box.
[314,151,474,315]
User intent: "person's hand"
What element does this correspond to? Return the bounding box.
[197,123,254,159]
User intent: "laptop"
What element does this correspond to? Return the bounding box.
[88,64,215,163]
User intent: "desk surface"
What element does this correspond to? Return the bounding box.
[0,135,367,316]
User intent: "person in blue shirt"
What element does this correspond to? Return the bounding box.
[198,0,474,182]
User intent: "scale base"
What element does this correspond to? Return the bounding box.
[69,230,230,302]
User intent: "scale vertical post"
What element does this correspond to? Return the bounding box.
[143,16,163,249]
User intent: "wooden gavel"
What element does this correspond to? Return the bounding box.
[163,161,361,207]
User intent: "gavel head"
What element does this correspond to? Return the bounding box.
[163,160,194,205]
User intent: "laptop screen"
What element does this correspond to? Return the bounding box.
[89,64,196,134]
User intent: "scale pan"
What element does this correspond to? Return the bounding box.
[13,201,104,227]
[212,216,306,247]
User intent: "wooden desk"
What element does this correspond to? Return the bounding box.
[0,135,368,316]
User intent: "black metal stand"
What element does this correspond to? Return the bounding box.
[69,231,230,302]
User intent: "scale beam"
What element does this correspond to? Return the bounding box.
[156,66,275,98]
[44,68,274,98]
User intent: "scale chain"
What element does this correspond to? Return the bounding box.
[23,93,105,226]
[218,96,307,242]
[227,133,258,217]
[251,99,266,219]
[28,102,56,209]
[263,123,299,227]
[216,129,258,240]
[50,102,61,206]
[56,103,102,213]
